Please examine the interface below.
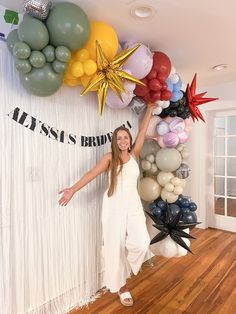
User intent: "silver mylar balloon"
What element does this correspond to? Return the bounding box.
[24,0,52,20]
[129,96,146,115]
[175,163,191,179]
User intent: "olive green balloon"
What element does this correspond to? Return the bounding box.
[15,58,32,74]
[42,45,55,62]
[29,51,46,68]
[46,3,89,51]
[13,42,31,59]
[6,29,20,54]
[18,14,49,50]
[20,63,63,96]
[55,46,71,62]
[52,60,67,74]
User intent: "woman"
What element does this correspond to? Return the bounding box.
[59,102,155,306]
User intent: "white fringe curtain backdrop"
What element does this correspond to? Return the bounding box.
[0,42,139,314]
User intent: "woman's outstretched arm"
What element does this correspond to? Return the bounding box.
[131,102,156,158]
[59,153,111,206]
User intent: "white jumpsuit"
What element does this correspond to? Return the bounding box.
[101,155,151,293]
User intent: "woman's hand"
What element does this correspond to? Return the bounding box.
[146,102,156,110]
[59,188,75,206]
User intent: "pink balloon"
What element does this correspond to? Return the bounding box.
[178,131,189,144]
[106,84,134,110]
[169,117,185,134]
[123,42,153,79]
[163,132,180,148]
[156,136,166,148]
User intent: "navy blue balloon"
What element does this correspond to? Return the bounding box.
[189,202,197,211]
[181,207,190,215]
[179,198,190,208]
[182,212,197,223]
[152,207,163,218]
[169,204,181,216]
[157,200,165,209]
[149,203,157,211]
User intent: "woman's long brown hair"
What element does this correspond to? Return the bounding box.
[107,127,133,197]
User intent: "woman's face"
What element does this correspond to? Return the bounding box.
[116,130,131,151]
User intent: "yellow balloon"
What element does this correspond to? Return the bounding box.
[74,49,90,62]
[64,77,81,87]
[83,21,118,61]
[81,74,99,91]
[83,59,97,76]
[71,61,84,78]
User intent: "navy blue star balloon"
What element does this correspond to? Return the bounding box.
[146,201,200,253]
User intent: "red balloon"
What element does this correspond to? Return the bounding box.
[148,79,162,91]
[161,90,172,100]
[153,51,171,77]
[146,68,157,80]
[150,90,161,102]
[161,82,168,91]
[157,73,167,83]
[134,84,149,97]
[142,93,151,103]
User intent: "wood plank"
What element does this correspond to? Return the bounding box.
[70,228,236,314]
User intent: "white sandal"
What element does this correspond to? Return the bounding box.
[118,291,134,306]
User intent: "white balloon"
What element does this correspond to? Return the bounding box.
[146,154,155,163]
[152,106,162,116]
[157,171,174,186]
[176,238,191,257]
[158,236,179,258]
[156,148,182,172]
[170,73,179,84]
[155,100,165,107]
[164,183,174,192]
[162,101,170,109]
[141,160,151,171]
[138,177,161,202]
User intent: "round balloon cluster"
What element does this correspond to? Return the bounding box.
[134,51,172,103]
[149,195,197,224]
[155,116,189,148]
[7,2,90,96]
[160,94,191,119]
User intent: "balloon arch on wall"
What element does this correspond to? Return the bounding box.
[6,0,218,257]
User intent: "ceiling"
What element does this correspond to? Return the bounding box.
[1,0,236,88]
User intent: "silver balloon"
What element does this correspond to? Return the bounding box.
[129,96,146,115]
[175,163,191,179]
[24,0,52,20]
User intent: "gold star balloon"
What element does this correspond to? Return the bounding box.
[80,41,145,115]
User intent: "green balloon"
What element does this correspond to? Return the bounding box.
[18,14,49,50]
[15,58,32,74]
[20,63,63,96]
[29,51,46,68]
[42,45,55,62]
[46,3,89,51]
[6,29,20,54]
[13,42,31,59]
[55,46,71,62]
[52,60,67,74]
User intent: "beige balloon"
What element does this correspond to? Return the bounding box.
[138,177,161,202]
[161,188,178,203]
[156,148,182,172]
[173,185,183,195]
[157,171,174,187]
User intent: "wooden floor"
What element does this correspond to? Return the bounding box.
[70,228,236,314]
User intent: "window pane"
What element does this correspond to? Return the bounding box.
[227,116,236,135]
[227,198,236,217]
[215,117,225,136]
[227,137,236,156]
[227,158,236,176]
[214,137,225,155]
[227,178,236,197]
[214,157,225,175]
[214,197,225,215]
[214,177,225,195]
